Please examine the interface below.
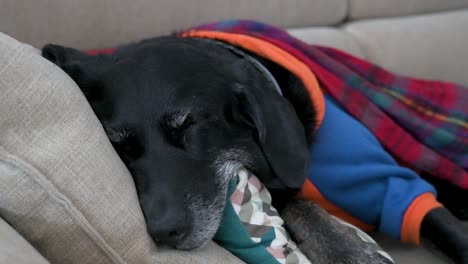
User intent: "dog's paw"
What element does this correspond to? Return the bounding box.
[281,200,393,264]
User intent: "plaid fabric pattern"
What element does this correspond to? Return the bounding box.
[231,169,310,264]
[185,20,468,189]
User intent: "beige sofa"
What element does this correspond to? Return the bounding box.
[1,0,467,263]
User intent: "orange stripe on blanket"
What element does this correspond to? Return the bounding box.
[298,179,375,232]
[382,89,468,129]
[182,30,325,129]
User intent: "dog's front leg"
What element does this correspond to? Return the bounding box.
[422,207,468,264]
[281,200,392,264]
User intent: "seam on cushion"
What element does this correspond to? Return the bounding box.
[339,25,375,62]
[342,0,351,23]
[337,27,371,61]
[0,148,127,264]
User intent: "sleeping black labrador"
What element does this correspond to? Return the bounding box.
[42,36,468,263]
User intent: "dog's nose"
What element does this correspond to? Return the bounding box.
[147,210,190,246]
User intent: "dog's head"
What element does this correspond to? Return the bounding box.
[42,37,310,250]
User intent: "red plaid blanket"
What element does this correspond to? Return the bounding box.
[184,20,468,189]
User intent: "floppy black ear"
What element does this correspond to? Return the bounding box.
[42,44,104,102]
[235,81,310,191]
[42,44,91,66]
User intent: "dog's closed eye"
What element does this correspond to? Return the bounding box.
[167,109,192,129]
[105,125,131,143]
[104,126,144,161]
[161,110,195,149]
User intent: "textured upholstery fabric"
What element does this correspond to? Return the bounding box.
[288,27,365,58]
[0,218,49,264]
[0,32,243,264]
[0,0,346,50]
[349,0,468,19]
[344,10,468,86]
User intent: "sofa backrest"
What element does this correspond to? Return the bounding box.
[0,0,347,49]
[1,0,468,50]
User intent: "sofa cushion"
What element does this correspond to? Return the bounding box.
[0,0,346,50]
[344,10,468,86]
[349,0,468,19]
[372,233,454,264]
[0,217,49,264]
[288,27,365,58]
[0,32,243,264]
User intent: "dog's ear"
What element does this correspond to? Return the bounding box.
[42,44,105,102]
[234,79,310,191]
[42,44,91,66]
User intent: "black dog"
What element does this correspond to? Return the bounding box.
[42,36,468,263]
